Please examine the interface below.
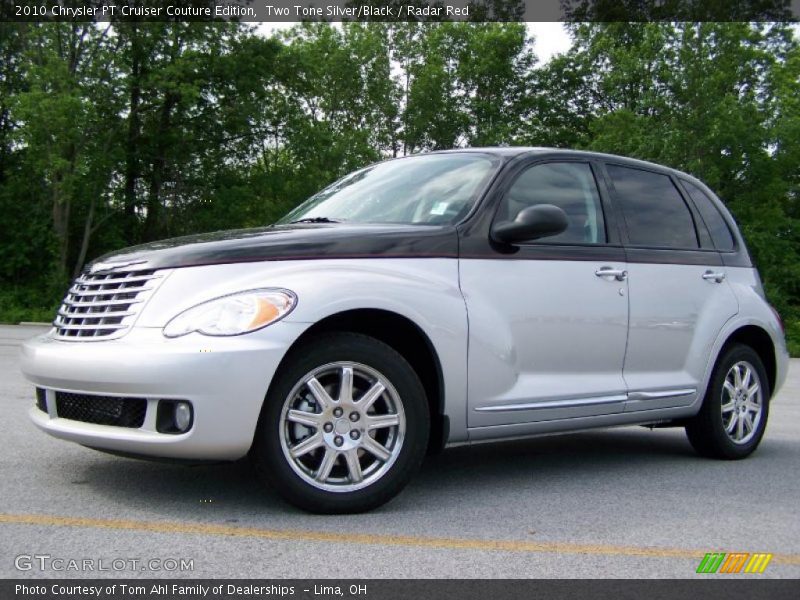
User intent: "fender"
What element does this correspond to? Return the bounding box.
[137,257,471,443]
[694,316,787,415]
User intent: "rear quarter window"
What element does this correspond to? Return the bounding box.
[680,179,736,252]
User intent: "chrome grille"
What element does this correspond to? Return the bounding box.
[53,267,166,341]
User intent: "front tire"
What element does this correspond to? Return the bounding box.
[685,344,770,459]
[253,332,429,513]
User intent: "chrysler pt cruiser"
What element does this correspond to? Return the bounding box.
[21,148,788,513]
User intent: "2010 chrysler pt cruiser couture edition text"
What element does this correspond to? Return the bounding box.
[21,148,788,513]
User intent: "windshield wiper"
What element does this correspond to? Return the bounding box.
[288,217,342,224]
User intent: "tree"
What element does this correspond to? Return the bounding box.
[533,22,800,318]
[2,20,800,353]
[11,23,120,282]
[404,22,534,151]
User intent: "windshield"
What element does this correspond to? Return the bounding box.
[277,153,499,226]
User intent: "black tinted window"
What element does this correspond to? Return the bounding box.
[607,165,698,248]
[681,180,735,251]
[500,162,606,244]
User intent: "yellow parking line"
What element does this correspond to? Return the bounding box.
[2,513,799,566]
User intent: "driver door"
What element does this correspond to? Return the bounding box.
[460,160,630,427]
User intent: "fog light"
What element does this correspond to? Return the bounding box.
[174,402,192,432]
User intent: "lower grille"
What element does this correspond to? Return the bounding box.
[35,388,47,412]
[55,392,147,428]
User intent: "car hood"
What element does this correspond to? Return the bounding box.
[86,223,459,272]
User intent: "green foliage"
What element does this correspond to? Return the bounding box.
[0,284,61,325]
[539,23,800,328]
[1,21,799,353]
[784,318,800,357]
[404,22,534,149]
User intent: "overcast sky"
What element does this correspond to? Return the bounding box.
[257,22,573,63]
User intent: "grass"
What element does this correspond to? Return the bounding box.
[784,318,800,358]
[0,288,59,325]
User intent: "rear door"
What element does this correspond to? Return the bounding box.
[603,163,738,411]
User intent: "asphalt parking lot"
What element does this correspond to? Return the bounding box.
[1,324,798,579]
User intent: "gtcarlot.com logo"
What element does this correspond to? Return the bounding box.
[696,552,772,574]
[15,554,194,572]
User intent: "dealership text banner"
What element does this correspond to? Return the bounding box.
[5,580,800,600]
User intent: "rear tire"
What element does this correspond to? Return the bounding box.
[685,344,770,459]
[253,332,429,513]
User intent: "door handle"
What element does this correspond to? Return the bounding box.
[702,270,726,283]
[595,267,628,281]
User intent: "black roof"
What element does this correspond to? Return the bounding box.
[432,146,690,180]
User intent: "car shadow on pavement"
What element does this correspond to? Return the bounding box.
[65,425,752,521]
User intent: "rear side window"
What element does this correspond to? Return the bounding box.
[499,162,606,244]
[681,180,736,251]
[607,165,699,249]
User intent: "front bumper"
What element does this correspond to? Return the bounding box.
[21,323,308,460]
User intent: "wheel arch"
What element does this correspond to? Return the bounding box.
[265,308,448,454]
[716,325,777,395]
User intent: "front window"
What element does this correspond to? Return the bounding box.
[497,162,607,244]
[277,153,499,226]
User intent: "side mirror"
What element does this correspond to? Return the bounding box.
[492,204,569,245]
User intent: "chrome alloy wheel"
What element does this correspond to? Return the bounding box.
[278,361,406,492]
[721,360,763,445]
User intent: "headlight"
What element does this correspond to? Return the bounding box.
[163,289,296,338]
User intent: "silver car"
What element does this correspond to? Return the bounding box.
[21,148,788,513]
